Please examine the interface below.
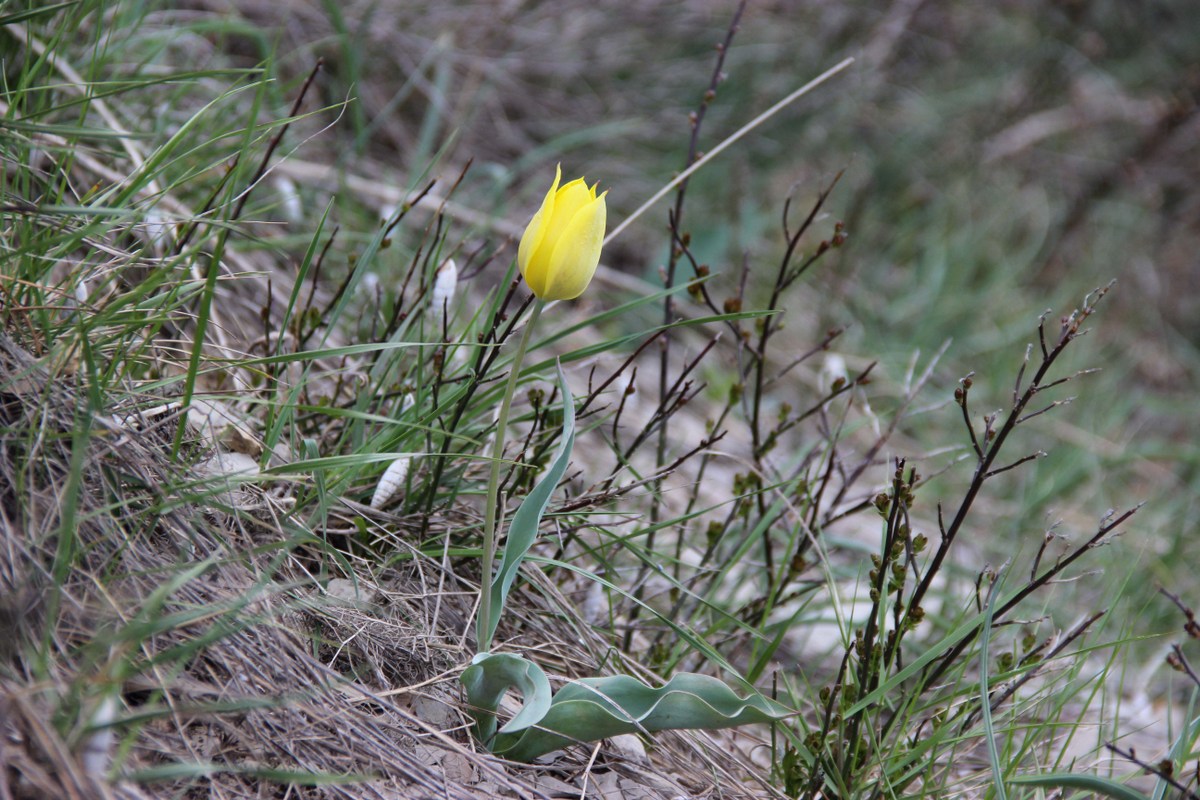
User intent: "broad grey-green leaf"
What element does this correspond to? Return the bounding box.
[477,361,576,647]
[1009,773,1152,800]
[458,362,790,762]
[460,653,552,744]
[493,672,793,762]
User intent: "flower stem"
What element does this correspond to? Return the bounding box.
[478,298,544,651]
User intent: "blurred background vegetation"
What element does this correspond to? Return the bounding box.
[190,0,1197,600]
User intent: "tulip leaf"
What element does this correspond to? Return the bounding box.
[460,360,792,762]
[490,670,793,762]
[460,652,553,744]
[1008,773,1151,800]
[476,360,576,648]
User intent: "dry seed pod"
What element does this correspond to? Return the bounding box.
[431,258,457,320]
[370,456,411,509]
[820,353,848,394]
[81,695,119,778]
[273,175,304,223]
[357,271,381,298]
[140,208,172,256]
[73,271,90,303]
[398,392,415,414]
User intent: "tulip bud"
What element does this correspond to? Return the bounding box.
[517,164,607,301]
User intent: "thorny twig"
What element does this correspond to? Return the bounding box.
[1106,742,1200,800]
[630,0,748,649]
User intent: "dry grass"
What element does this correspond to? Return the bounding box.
[0,322,780,798]
[3,1,1199,799]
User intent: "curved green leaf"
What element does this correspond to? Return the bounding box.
[477,361,576,647]
[493,671,793,762]
[460,652,552,744]
[459,359,791,761]
[1009,773,1151,800]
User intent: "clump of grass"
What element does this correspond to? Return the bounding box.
[1,2,1192,799]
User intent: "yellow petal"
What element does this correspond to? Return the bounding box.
[517,164,561,296]
[536,177,592,261]
[542,191,607,301]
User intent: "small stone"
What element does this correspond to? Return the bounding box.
[410,691,458,730]
[589,771,624,800]
[325,578,375,604]
[607,733,648,764]
[196,451,258,478]
[439,751,475,783]
[531,774,579,796]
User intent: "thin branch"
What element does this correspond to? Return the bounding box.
[1106,742,1200,800]
[985,451,1045,479]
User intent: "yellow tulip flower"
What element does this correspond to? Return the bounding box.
[517,164,607,301]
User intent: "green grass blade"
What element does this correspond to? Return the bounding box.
[980,573,1008,800]
[1009,773,1151,800]
[478,360,576,648]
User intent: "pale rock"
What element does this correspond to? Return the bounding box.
[196,451,259,478]
[607,733,648,764]
[325,578,375,605]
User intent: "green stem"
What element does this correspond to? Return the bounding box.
[478,298,544,651]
